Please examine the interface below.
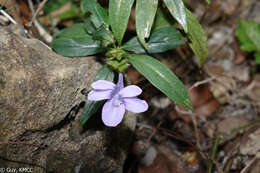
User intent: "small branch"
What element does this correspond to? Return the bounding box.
[191,115,201,149]
[220,118,260,137]
[27,0,35,14]
[240,152,260,173]
[199,151,224,173]
[27,0,48,27]
[137,123,197,145]
[0,9,17,24]
[189,77,215,91]
[27,0,52,43]
[208,118,260,173]
[147,121,162,142]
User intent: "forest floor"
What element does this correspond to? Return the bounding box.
[1,0,260,173]
[127,1,260,173]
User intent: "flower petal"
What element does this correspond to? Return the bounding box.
[119,85,142,97]
[88,90,113,101]
[116,73,124,90]
[102,99,125,127]
[91,80,116,90]
[123,97,148,113]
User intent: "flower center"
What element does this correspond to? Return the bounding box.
[113,93,123,107]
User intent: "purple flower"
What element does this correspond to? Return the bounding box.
[88,73,148,127]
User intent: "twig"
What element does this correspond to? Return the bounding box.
[191,115,201,149]
[147,121,162,142]
[137,123,197,145]
[27,0,48,27]
[208,118,260,173]
[223,142,240,172]
[189,77,216,91]
[240,152,260,173]
[220,118,260,137]
[0,9,17,24]
[199,151,224,173]
[27,0,52,44]
[27,0,35,14]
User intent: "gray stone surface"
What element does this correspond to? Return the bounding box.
[0,24,136,173]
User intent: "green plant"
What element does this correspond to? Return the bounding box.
[51,0,209,126]
[236,20,260,64]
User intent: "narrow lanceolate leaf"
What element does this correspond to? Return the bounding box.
[235,20,260,52]
[186,9,208,67]
[254,52,260,64]
[92,25,115,47]
[80,101,104,126]
[153,10,175,30]
[81,0,109,28]
[109,0,134,46]
[136,0,158,48]
[163,0,187,32]
[122,27,184,53]
[127,54,193,111]
[80,65,115,126]
[93,64,115,82]
[56,23,87,39]
[52,37,105,57]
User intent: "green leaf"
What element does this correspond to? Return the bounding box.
[147,27,184,53]
[136,0,158,48]
[122,27,184,53]
[153,10,175,30]
[81,0,109,28]
[45,0,69,14]
[163,0,187,32]
[80,65,115,126]
[235,20,260,52]
[56,23,87,38]
[80,100,105,126]
[205,0,211,4]
[109,0,135,45]
[122,37,146,53]
[127,54,193,111]
[84,19,96,34]
[59,4,82,20]
[93,64,115,82]
[254,52,260,64]
[52,37,105,57]
[186,8,208,67]
[59,10,79,20]
[92,25,115,47]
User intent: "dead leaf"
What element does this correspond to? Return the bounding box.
[240,127,260,156]
[189,84,213,108]
[139,144,191,173]
[195,98,220,118]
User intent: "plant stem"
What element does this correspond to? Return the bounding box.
[208,136,220,173]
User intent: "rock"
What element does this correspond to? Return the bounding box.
[0,24,136,172]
